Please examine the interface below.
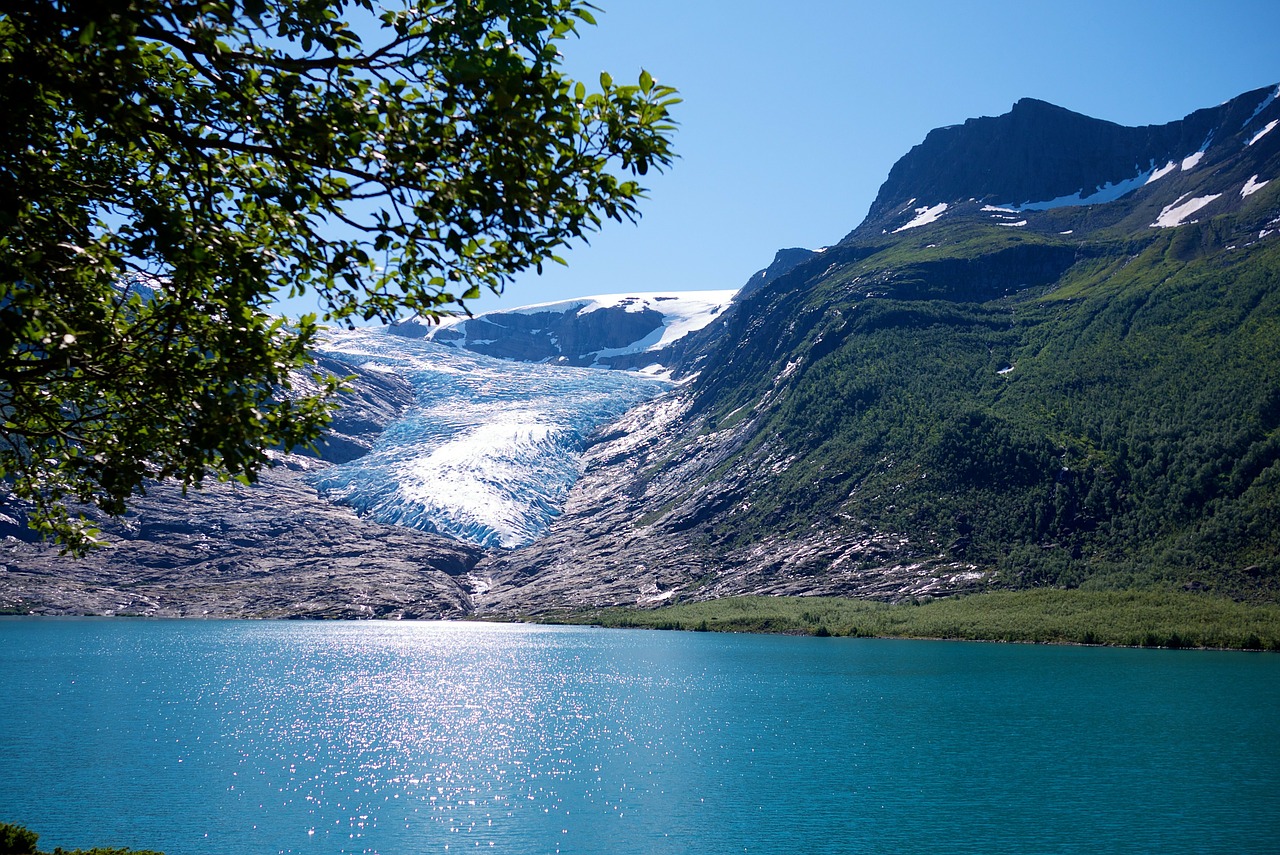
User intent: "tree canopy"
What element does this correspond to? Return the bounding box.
[0,0,678,550]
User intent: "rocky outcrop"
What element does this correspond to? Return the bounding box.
[392,291,737,373]
[0,468,483,618]
[469,391,990,615]
[302,355,416,463]
[428,303,665,365]
[855,84,1280,235]
[737,247,822,299]
[0,354,482,618]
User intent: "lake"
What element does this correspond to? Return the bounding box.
[1,619,1276,854]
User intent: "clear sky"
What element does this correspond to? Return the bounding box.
[282,0,1280,319]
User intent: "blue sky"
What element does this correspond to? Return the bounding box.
[284,0,1280,319]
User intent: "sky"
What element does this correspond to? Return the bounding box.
[280,0,1280,320]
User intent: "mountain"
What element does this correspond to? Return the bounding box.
[5,84,1279,618]
[0,301,694,614]
[859,87,1278,235]
[0,357,485,618]
[470,83,1280,614]
[388,290,736,376]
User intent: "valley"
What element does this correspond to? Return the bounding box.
[4,83,1279,632]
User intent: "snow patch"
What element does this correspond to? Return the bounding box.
[1242,175,1271,198]
[1147,160,1179,183]
[981,205,1020,214]
[999,171,1150,211]
[1243,86,1279,128]
[997,220,1028,228]
[778,359,802,382]
[427,290,736,366]
[1247,119,1278,147]
[1150,193,1223,229]
[1003,145,1211,212]
[893,202,948,233]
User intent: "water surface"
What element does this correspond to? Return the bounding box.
[1,619,1276,854]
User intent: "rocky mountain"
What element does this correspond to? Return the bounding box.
[388,290,736,375]
[5,84,1279,617]
[0,302,693,614]
[859,86,1278,235]
[1,358,484,618]
[470,83,1280,614]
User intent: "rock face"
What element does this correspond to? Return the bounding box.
[858,84,1280,235]
[469,391,982,616]
[0,357,483,618]
[303,354,417,463]
[0,469,482,618]
[7,84,1280,617]
[737,247,823,299]
[391,291,737,373]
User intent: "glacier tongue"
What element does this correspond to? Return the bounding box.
[309,328,668,548]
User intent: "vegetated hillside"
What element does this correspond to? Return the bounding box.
[473,84,1280,613]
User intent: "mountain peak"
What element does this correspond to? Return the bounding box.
[392,290,737,375]
[852,84,1280,237]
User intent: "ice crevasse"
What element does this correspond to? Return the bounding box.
[307,328,669,548]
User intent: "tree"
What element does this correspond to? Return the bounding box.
[0,0,678,551]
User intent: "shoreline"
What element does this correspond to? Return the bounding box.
[5,588,1280,652]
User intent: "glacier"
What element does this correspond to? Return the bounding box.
[308,327,670,548]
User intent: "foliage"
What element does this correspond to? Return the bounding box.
[545,590,1280,650]
[0,0,678,550]
[0,822,164,855]
[1,822,38,855]
[47,849,164,855]
[684,219,1280,596]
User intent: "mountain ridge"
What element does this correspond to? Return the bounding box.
[390,289,737,376]
[853,83,1279,238]
[470,83,1280,614]
[5,83,1280,617]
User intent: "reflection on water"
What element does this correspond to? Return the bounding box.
[1,619,1277,855]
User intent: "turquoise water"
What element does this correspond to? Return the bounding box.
[1,619,1277,854]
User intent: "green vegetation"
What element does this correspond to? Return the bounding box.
[541,590,1280,650]
[686,215,1280,598]
[0,822,161,855]
[0,1,677,550]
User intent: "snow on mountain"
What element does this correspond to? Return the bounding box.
[391,290,736,374]
[1248,119,1278,147]
[1151,192,1224,228]
[1243,85,1279,129]
[1242,175,1270,198]
[995,152,1203,212]
[855,84,1280,235]
[892,202,948,232]
[308,328,669,548]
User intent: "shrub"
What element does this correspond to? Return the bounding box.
[1,823,38,855]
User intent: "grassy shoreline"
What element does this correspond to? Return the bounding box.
[527,589,1280,651]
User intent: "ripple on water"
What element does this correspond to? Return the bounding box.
[1,619,1277,855]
